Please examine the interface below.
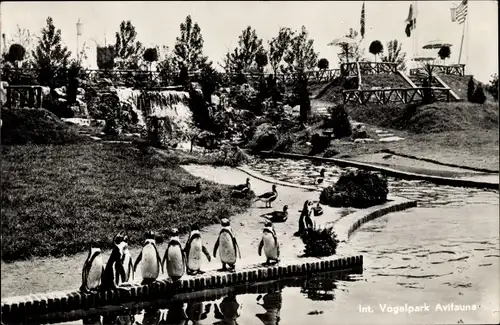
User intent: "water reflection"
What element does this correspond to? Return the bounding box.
[213,293,241,325]
[83,315,103,325]
[184,302,211,325]
[142,307,161,325]
[300,276,337,301]
[255,290,282,325]
[159,302,187,325]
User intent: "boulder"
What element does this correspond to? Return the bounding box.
[54,87,67,98]
[41,86,51,96]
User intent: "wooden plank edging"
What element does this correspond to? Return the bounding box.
[1,255,363,321]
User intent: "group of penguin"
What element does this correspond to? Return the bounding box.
[80,171,326,293]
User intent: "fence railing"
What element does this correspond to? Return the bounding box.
[0,67,342,88]
[342,87,451,105]
[409,64,465,77]
[340,62,398,77]
[3,85,44,109]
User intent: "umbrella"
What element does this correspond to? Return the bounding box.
[422,39,453,49]
[328,37,359,63]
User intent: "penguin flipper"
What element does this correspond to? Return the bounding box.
[162,247,169,272]
[233,237,242,259]
[202,245,211,262]
[129,259,134,281]
[81,261,89,292]
[133,251,143,273]
[258,239,264,257]
[213,237,220,258]
[117,260,127,285]
[213,304,224,319]
[155,246,164,274]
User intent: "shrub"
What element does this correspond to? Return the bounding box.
[146,116,173,148]
[369,40,384,61]
[318,58,329,70]
[472,85,487,104]
[309,133,331,155]
[0,108,88,145]
[274,132,295,152]
[487,74,498,100]
[328,104,352,138]
[300,226,339,257]
[467,76,475,102]
[319,170,389,208]
[323,148,339,158]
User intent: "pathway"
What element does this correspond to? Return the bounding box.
[1,166,347,299]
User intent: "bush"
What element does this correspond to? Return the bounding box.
[1,108,88,145]
[318,58,329,70]
[42,93,74,118]
[300,226,339,257]
[319,170,389,208]
[467,76,475,102]
[323,148,339,158]
[309,133,331,155]
[487,74,498,100]
[327,104,352,138]
[472,85,487,104]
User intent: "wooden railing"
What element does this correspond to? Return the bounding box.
[409,64,465,76]
[4,85,43,109]
[0,68,342,88]
[340,62,398,77]
[342,87,451,105]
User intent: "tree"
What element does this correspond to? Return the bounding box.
[97,45,116,70]
[487,74,498,101]
[369,40,384,62]
[318,58,329,70]
[381,39,407,71]
[173,15,209,73]
[157,46,178,86]
[283,26,318,74]
[467,76,475,102]
[255,50,268,73]
[268,27,294,74]
[337,28,364,64]
[143,47,159,71]
[229,26,265,73]
[114,20,144,69]
[32,17,71,87]
[6,44,26,65]
[437,45,451,65]
[473,85,486,104]
[4,25,36,65]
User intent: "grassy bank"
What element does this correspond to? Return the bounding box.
[1,143,253,262]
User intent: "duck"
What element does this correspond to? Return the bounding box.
[232,178,251,192]
[314,168,326,186]
[255,185,278,208]
[312,202,323,216]
[260,205,288,223]
[181,182,202,194]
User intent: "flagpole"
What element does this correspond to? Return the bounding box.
[458,16,466,64]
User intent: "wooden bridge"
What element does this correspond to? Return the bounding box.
[342,87,451,105]
[409,64,465,77]
[340,62,398,77]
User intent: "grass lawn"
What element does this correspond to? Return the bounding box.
[1,143,253,262]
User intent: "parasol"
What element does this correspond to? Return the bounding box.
[422,39,453,49]
[327,37,359,63]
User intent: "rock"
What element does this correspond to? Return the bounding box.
[54,87,67,97]
[41,86,51,96]
[211,94,220,106]
[77,88,85,96]
[0,81,7,106]
[101,78,113,86]
[57,98,67,103]
[354,138,375,143]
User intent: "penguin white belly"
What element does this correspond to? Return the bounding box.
[87,255,103,289]
[263,233,278,259]
[219,233,236,264]
[141,245,159,280]
[187,238,202,271]
[122,252,132,282]
[167,245,185,277]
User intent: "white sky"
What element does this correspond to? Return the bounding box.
[1,1,498,82]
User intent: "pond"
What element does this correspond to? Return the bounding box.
[12,157,500,324]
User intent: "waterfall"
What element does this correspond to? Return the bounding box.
[114,87,193,137]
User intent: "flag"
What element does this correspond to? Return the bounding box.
[360,2,366,39]
[453,0,468,24]
[404,4,417,37]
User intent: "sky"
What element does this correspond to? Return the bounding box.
[1,1,498,83]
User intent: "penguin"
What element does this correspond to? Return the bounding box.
[133,231,163,285]
[294,200,314,237]
[101,239,127,290]
[255,185,278,208]
[213,218,241,271]
[260,205,288,223]
[314,168,326,186]
[258,222,280,265]
[79,246,104,293]
[163,228,186,282]
[181,182,202,194]
[312,202,323,217]
[185,302,211,325]
[213,292,241,325]
[114,232,134,283]
[184,224,211,275]
[256,291,283,325]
